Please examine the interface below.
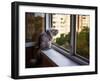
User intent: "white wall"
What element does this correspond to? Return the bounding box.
[0,0,99,81]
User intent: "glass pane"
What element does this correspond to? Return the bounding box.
[76,15,90,59]
[51,14,70,50]
[25,12,45,68]
[25,13,45,42]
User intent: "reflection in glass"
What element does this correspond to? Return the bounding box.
[25,13,45,42]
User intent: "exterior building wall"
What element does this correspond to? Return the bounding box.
[77,15,90,32]
[51,14,90,38]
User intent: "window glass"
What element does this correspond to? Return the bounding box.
[51,14,71,50]
[76,15,90,59]
[25,13,45,42]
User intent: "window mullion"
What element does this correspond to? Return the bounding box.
[70,15,76,55]
[45,13,51,30]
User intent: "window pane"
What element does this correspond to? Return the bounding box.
[76,15,90,59]
[51,14,70,50]
[25,13,45,42]
[25,13,45,68]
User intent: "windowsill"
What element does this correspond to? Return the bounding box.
[25,42,89,66]
[52,45,89,65]
[41,48,79,67]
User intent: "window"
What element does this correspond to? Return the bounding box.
[76,15,90,59]
[25,13,45,43]
[25,12,46,68]
[51,14,71,50]
[25,13,90,61]
[52,21,56,24]
[50,14,90,60]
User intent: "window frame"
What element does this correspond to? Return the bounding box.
[48,13,89,63]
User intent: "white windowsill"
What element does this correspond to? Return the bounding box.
[41,48,79,67]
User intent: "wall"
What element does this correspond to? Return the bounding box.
[0,0,99,81]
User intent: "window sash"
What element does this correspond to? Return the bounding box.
[48,13,89,61]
